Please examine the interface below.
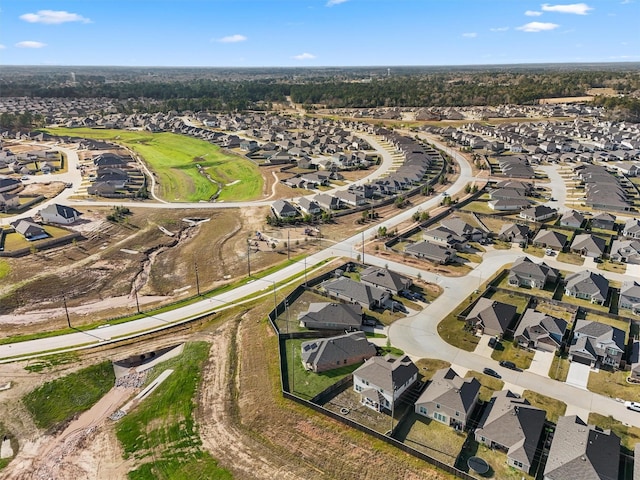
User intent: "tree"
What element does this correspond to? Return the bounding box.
[464,183,472,194]
[394,196,405,208]
[377,226,387,238]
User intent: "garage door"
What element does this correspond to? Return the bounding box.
[571,355,592,366]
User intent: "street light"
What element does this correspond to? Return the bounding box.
[63,295,71,328]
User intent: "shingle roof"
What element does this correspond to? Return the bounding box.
[301,331,376,369]
[415,368,480,415]
[354,354,418,392]
[565,271,609,301]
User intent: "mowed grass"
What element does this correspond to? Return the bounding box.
[0,259,10,280]
[116,342,232,480]
[23,361,115,430]
[44,128,263,202]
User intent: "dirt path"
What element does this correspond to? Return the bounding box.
[3,386,134,480]
[196,320,302,480]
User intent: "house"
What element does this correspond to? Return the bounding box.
[564,270,609,305]
[300,331,376,373]
[422,226,468,251]
[360,267,412,295]
[519,205,557,222]
[297,197,322,216]
[488,197,531,211]
[414,368,480,431]
[544,415,620,480]
[0,177,21,193]
[474,390,546,475]
[335,190,366,207]
[569,234,606,259]
[507,257,559,289]
[323,277,390,310]
[498,223,530,244]
[514,309,567,352]
[10,218,48,241]
[313,193,342,211]
[0,192,20,211]
[532,230,568,251]
[405,241,457,265]
[298,302,364,330]
[619,281,640,315]
[609,239,640,264]
[569,320,625,368]
[439,217,485,242]
[39,203,82,225]
[465,298,517,337]
[559,210,585,228]
[353,354,419,412]
[590,212,616,231]
[271,199,299,219]
[623,218,640,239]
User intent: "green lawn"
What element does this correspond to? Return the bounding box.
[465,370,505,402]
[116,342,232,480]
[44,128,263,202]
[0,259,9,280]
[394,412,466,465]
[286,338,362,399]
[23,361,115,430]
[522,390,566,423]
[548,354,570,382]
[490,341,534,370]
[414,358,452,381]
[459,201,495,214]
[456,437,535,480]
[437,295,481,352]
[587,368,637,401]
[486,290,530,314]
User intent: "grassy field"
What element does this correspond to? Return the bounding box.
[116,342,232,480]
[0,259,9,280]
[598,260,627,274]
[548,354,570,382]
[522,390,566,423]
[486,290,529,314]
[44,128,263,202]
[23,361,115,430]
[587,368,636,401]
[437,299,481,352]
[414,358,452,381]
[557,252,585,266]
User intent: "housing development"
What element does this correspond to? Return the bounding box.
[2,64,640,480]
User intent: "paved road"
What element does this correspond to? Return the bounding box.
[4,136,640,427]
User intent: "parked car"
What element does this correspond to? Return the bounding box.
[412,292,426,302]
[488,337,498,348]
[499,360,517,370]
[483,367,501,379]
[625,401,640,412]
[399,290,414,300]
[545,248,554,256]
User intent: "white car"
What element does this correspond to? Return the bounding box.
[625,401,640,412]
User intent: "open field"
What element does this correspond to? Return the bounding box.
[23,361,115,430]
[587,368,637,402]
[43,128,263,202]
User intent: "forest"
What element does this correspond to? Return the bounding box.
[1,64,639,120]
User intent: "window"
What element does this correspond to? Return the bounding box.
[455,411,460,417]
[355,385,362,392]
[436,403,441,409]
[419,406,427,415]
[434,412,447,423]
[513,461,523,468]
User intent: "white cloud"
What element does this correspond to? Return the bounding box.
[326,0,348,6]
[0,44,5,50]
[490,27,509,32]
[217,34,247,43]
[292,52,316,60]
[462,32,477,38]
[541,3,593,15]
[516,21,560,32]
[16,41,47,48]
[20,10,91,24]
[525,10,543,16]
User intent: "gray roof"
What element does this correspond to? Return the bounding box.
[560,210,585,226]
[354,354,418,392]
[532,230,568,249]
[323,277,388,307]
[405,241,455,263]
[544,415,620,480]
[415,368,480,416]
[466,297,517,335]
[514,308,567,348]
[272,199,298,217]
[301,331,376,369]
[40,203,81,220]
[439,217,483,238]
[520,205,557,220]
[360,267,411,293]
[475,390,546,467]
[498,223,530,241]
[298,302,363,330]
[570,234,606,257]
[509,256,558,285]
[565,270,609,302]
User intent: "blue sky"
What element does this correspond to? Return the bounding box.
[0,1,638,66]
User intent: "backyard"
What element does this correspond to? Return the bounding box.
[394,413,466,465]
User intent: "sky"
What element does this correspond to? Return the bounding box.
[0,0,638,67]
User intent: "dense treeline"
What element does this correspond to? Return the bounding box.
[1,67,639,115]
[593,96,640,122]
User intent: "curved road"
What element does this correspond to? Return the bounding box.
[4,135,639,428]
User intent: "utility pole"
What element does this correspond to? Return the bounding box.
[287,229,290,260]
[134,288,140,314]
[390,381,395,435]
[361,231,365,264]
[63,295,71,328]
[195,261,201,295]
[304,256,308,286]
[247,239,251,277]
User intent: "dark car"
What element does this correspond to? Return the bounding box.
[412,292,426,302]
[499,360,517,370]
[399,290,414,300]
[488,337,498,348]
[483,367,501,379]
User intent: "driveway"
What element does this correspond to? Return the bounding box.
[528,350,555,377]
[626,264,640,277]
[566,362,591,390]
[473,334,496,358]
